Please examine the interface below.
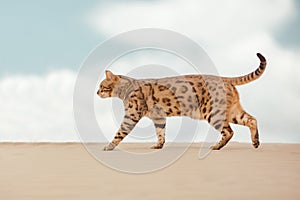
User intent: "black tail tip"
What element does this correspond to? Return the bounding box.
[256,53,266,62]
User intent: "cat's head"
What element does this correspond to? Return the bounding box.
[97,70,119,98]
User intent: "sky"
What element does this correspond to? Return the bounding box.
[0,0,300,143]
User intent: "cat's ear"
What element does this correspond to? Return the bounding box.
[105,70,119,81]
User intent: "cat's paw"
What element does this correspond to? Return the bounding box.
[210,145,220,150]
[150,144,164,149]
[252,140,260,148]
[103,143,115,151]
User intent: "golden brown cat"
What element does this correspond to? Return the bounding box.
[97,53,266,150]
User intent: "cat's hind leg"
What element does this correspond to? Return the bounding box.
[150,117,166,149]
[230,109,260,148]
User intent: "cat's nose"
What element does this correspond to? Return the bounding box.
[97,90,100,95]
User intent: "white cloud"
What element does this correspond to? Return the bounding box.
[87,0,293,45]
[0,70,78,142]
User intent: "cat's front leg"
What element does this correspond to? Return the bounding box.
[103,112,140,151]
[103,143,116,151]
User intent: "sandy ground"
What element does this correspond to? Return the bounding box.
[0,142,299,200]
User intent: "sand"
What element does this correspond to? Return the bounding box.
[0,142,299,200]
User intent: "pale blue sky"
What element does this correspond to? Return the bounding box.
[0,0,102,75]
[274,0,300,49]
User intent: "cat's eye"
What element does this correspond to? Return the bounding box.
[101,85,112,92]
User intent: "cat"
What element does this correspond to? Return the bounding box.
[97,53,266,151]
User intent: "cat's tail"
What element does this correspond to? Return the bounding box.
[223,53,267,86]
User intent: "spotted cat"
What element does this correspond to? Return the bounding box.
[97,53,266,150]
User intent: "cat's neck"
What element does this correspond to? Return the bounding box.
[113,75,137,100]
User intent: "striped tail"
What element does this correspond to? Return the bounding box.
[223,53,267,86]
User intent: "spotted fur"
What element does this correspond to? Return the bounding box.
[97,53,266,150]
